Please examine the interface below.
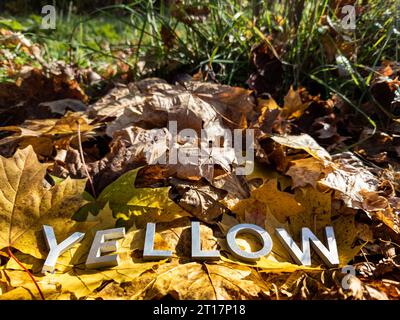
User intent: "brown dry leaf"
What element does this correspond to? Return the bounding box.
[111,126,170,166]
[88,83,135,118]
[170,178,229,224]
[0,67,88,125]
[0,146,91,259]
[286,151,399,234]
[62,139,145,194]
[107,125,236,183]
[374,207,400,233]
[282,86,311,119]
[246,40,283,97]
[0,112,93,136]
[255,97,283,133]
[268,268,389,300]
[354,130,397,166]
[191,83,256,126]
[211,171,250,201]
[76,79,256,190]
[38,99,87,115]
[319,152,379,209]
[88,78,254,137]
[361,190,389,211]
[258,97,281,113]
[0,112,95,157]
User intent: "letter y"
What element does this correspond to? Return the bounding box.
[42,225,85,274]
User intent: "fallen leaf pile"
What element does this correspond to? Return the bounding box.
[0,30,399,300]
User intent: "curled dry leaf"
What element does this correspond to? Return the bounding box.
[246,40,283,98]
[169,178,229,224]
[271,134,332,162]
[319,152,380,209]
[0,112,95,158]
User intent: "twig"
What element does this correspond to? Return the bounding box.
[360,248,374,274]
[77,122,97,198]
[7,247,45,300]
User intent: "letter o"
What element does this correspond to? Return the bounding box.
[226,224,272,262]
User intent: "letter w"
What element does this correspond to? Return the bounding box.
[275,226,339,267]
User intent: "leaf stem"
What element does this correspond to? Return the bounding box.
[77,122,97,198]
[7,247,45,300]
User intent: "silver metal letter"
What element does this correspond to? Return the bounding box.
[191,221,220,260]
[341,265,356,289]
[226,224,273,262]
[42,225,85,274]
[41,5,56,30]
[85,228,125,269]
[143,223,172,260]
[341,5,356,30]
[275,226,339,267]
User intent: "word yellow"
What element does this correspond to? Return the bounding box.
[41,222,339,274]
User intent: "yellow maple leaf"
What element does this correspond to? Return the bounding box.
[230,178,303,224]
[116,259,267,300]
[0,146,90,259]
[286,157,329,188]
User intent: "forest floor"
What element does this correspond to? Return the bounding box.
[0,1,399,300]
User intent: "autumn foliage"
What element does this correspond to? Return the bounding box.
[0,8,399,300]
